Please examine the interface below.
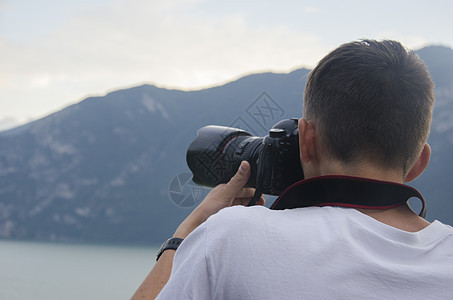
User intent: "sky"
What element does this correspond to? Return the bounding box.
[1,0,452,131]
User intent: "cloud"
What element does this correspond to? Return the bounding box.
[373,31,430,50]
[303,6,319,14]
[2,0,327,87]
[0,0,329,121]
[4,0,453,124]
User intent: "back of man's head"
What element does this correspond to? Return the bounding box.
[304,39,435,174]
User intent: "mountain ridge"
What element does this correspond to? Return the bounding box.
[0,46,452,244]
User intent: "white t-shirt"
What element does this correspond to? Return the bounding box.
[157,206,453,299]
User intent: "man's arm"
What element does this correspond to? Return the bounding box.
[131,161,263,300]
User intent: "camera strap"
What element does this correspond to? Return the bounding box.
[270,175,426,218]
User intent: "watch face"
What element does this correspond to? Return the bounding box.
[156,240,168,260]
[159,240,167,252]
[156,238,183,261]
[158,239,169,252]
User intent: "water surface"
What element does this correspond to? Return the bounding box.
[0,240,158,300]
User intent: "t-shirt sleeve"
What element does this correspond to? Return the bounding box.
[156,222,211,299]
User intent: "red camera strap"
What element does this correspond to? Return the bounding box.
[270,175,426,218]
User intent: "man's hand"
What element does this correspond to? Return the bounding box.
[131,161,264,300]
[174,161,265,239]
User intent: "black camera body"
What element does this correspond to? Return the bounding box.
[186,118,304,195]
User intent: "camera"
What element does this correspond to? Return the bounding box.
[186,118,304,195]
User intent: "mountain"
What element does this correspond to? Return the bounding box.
[414,45,453,224]
[0,46,452,245]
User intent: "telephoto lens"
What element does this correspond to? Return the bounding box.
[186,125,262,188]
[186,118,304,195]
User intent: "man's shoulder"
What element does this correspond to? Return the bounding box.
[205,205,270,229]
[211,205,352,221]
[205,205,353,237]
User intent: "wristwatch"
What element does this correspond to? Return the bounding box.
[156,237,184,261]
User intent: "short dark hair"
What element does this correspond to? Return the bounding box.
[304,40,435,173]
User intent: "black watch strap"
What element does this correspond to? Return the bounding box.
[156,237,184,261]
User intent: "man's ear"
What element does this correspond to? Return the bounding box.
[298,118,317,163]
[405,143,431,183]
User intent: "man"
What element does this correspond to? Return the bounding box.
[132,40,453,299]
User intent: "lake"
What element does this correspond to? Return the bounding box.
[0,239,158,300]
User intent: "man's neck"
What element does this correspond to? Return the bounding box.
[317,160,405,183]
[312,161,431,232]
